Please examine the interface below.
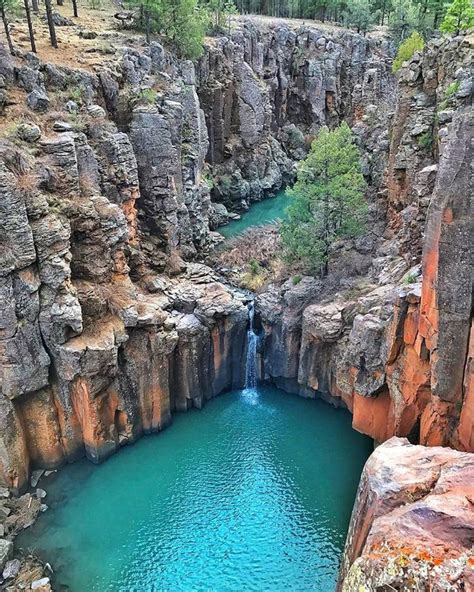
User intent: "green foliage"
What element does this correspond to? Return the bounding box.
[403,271,419,284]
[440,0,474,33]
[137,87,158,104]
[125,0,209,59]
[292,274,302,285]
[392,31,425,72]
[0,0,19,16]
[445,80,460,97]
[417,131,433,150]
[389,0,418,43]
[67,85,86,104]
[344,0,374,33]
[249,258,262,275]
[280,123,367,276]
[204,0,238,33]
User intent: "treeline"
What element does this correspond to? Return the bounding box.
[1,0,472,61]
[236,0,450,38]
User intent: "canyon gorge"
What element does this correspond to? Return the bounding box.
[0,11,472,592]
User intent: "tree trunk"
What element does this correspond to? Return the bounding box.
[31,0,39,13]
[57,0,63,5]
[145,9,150,44]
[1,6,14,54]
[23,0,37,53]
[45,0,58,48]
[71,0,78,17]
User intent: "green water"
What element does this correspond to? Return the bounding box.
[219,190,292,239]
[18,387,372,592]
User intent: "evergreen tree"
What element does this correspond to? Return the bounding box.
[0,0,17,54]
[344,0,374,33]
[389,0,417,42]
[205,0,238,31]
[440,0,474,34]
[23,0,36,53]
[126,0,208,58]
[45,0,58,47]
[280,123,367,276]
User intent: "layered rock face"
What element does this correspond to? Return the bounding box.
[0,42,251,493]
[257,34,473,452]
[0,21,398,492]
[339,438,474,591]
[197,21,394,213]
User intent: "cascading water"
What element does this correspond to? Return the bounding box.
[245,302,258,389]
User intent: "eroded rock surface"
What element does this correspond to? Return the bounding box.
[339,438,474,591]
[257,34,473,452]
[198,20,394,211]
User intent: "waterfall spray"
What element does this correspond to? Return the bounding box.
[245,303,258,390]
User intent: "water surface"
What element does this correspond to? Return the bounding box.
[19,387,371,592]
[218,189,291,239]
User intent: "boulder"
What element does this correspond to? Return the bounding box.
[0,539,13,571]
[339,438,474,591]
[16,122,41,143]
[26,89,50,112]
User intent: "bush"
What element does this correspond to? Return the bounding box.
[137,88,157,105]
[403,271,419,285]
[249,259,262,275]
[392,31,425,73]
[417,131,433,151]
[445,80,460,98]
[292,274,302,285]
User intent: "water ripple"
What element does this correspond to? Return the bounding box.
[18,387,372,592]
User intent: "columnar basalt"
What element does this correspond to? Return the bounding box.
[0,40,253,492]
[197,21,394,213]
[0,20,400,493]
[257,33,473,452]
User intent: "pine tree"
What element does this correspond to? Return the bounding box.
[440,0,474,34]
[280,123,367,276]
[0,0,16,54]
[389,0,418,42]
[23,0,36,53]
[45,0,58,47]
[344,0,374,33]
[126,0,208,58]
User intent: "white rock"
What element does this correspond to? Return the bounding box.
[31,577,50,590]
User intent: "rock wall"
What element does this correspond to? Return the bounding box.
[0,21,397,492]
[0,42,252,493]
[338,437,474,591]
[257,34,473,452]
[197,20,394,213]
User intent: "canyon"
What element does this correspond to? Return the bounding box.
[0,12,472,592]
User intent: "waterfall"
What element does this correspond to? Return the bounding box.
[245,303,258,390]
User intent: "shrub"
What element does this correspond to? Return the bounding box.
[445,80,460,98]
[292,274,302,285]
[249,259,262,275]
[137,88,157,105]
[403,271,419,284]
[392,31,425,73]
[417,131,433,151]
[67,85,86,105]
